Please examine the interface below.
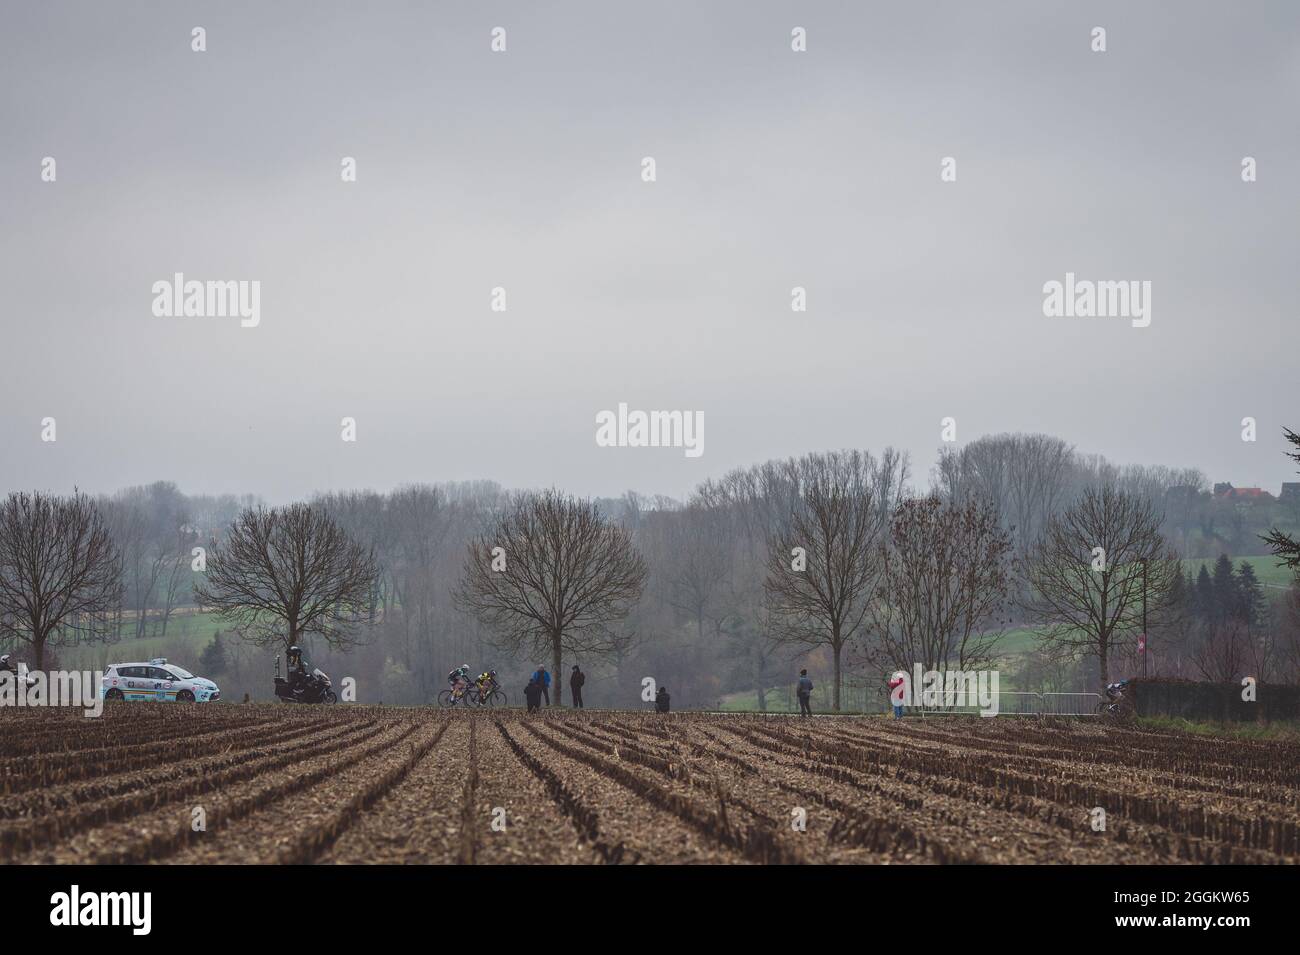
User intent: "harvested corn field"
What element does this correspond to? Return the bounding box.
[2,706,1296,864]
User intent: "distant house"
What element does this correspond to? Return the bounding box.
[1211,482,1275,503]
[1222,486,1274,503]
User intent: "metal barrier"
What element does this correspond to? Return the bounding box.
[914,690,1102,717]
[745,686,1104,717]
[1042,692,1102,716]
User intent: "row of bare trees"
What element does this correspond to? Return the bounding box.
[751,457,1178,707]
[3,429,1298,705]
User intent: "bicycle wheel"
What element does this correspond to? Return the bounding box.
[437,689,455,708]
[486,688,507,707]
[464,686,482,706]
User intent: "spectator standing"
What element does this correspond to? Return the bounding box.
[570,665,586,708]
[888,672,906,719]
[524,677,543,713]
[655,686,670,713]
[796,669,814,717]
[532,666,551,705]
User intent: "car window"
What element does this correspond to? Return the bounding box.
[121,666,144,678]
[149,667,173,681]
[167,666,194,680]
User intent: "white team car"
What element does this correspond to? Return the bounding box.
[101,658,221,703]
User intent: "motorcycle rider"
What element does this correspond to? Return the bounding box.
[287,646,310,692]
[1,653,37,690]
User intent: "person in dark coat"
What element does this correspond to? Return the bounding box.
[532,666,551,706]
[655,686,670,713]
[524,677,543,713]
[570,665,586,709]
[797,669,814,717]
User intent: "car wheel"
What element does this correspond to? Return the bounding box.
[105,688,124,701]
[176,690,195,703]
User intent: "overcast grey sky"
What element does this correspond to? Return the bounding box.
[2,1,1297,503]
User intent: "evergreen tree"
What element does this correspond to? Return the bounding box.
[199,630,228,676]
[1210,554,1237,625]
[1166,568,1188,612]
[1235,561,1267,628]
[1193,565,1214,621]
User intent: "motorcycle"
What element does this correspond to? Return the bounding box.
[273,656,338,704]
[0,658,38,691]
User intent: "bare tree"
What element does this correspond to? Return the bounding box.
[659,502,732,640]
[934,433,1075,558]
[872,495,1013,673]
[158,522,200,636]
[0,491,123,668]
[1020,486,1180,690]
[455,490,647,705]
[386,485,458,677]
[1190,616,1249,683]
[194,504,379,654]
[764,450,899,710]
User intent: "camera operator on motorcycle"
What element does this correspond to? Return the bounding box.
[276,645,337,704]
[287,646,310,687]
[0,654,37,690]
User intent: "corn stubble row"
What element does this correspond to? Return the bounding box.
[1,706,1295,864]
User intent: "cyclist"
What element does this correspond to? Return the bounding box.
[447,664,472,700]
[1104,679,1130,703]
[1098,678,1134,719]
[476,668,498,695]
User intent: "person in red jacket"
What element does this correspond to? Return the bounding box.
[888,673,906,719]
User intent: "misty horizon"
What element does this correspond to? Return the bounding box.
[8,423,1295,509]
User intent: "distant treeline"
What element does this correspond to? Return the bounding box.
[3,431,1299,708]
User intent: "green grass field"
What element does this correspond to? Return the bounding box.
[58,609,225,670]
[720,555,1297,710]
